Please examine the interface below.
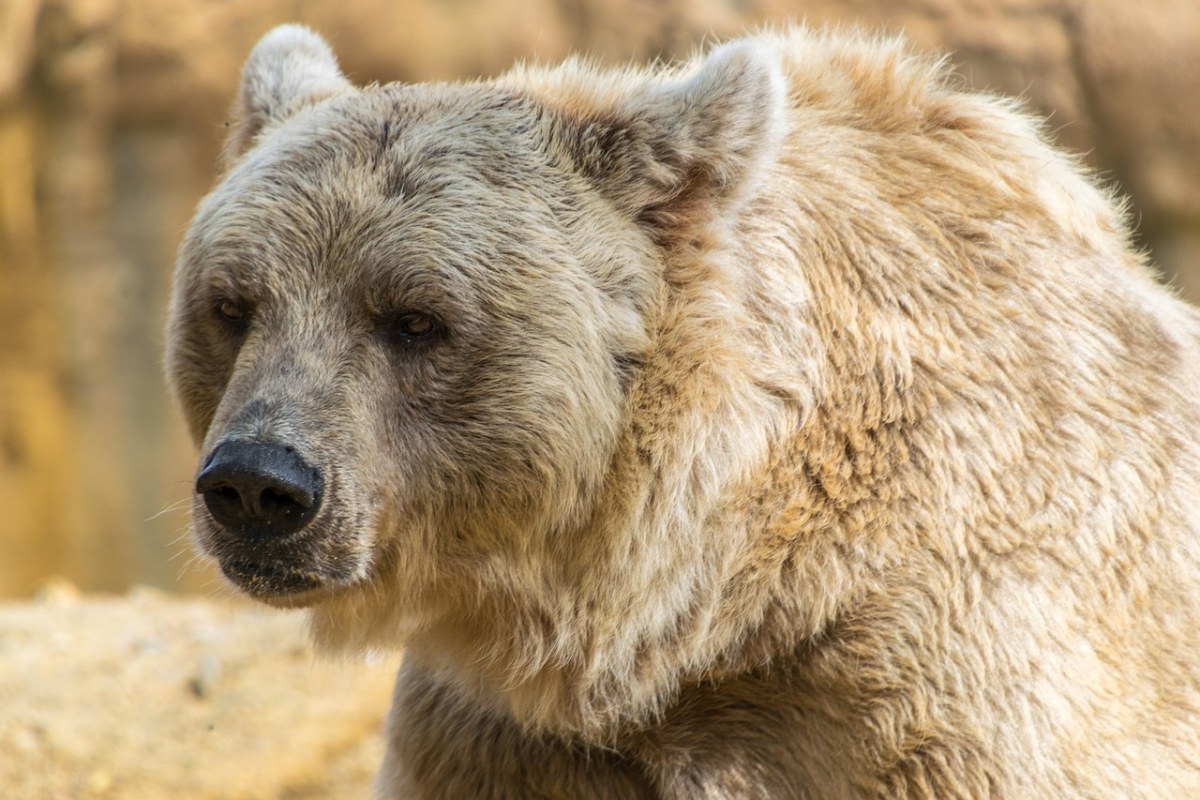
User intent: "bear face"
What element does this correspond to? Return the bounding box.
[167,26,784,625]
[171,86,634,604]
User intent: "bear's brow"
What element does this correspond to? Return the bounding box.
[371,119,414,200]
[371,119,399,172]
[378,144,458,201]
[383,167,422,201]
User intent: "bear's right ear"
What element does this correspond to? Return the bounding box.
[545,40,786,235]
[223,25,354,167]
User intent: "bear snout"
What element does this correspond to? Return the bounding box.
[196,439,324,538]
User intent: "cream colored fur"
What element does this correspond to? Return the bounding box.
[167,24,1200,798]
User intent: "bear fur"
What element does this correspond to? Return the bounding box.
[166,23,1200,798]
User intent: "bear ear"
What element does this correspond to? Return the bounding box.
[553,40,787,231]
[223,25,354,167]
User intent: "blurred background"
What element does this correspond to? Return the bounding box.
[1,0,1198,599]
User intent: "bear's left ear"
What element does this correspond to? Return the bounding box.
[223,25,354,167]
[550,40,787,232]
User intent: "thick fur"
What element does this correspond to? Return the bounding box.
[167,24,1200,798]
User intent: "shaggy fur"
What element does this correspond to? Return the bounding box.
[166,23,1200,798]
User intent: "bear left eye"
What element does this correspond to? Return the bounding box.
[391,312,440,340]
[215,297,251,330]
[218,299,245,321]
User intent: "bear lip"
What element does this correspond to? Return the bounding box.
[220,558,327,598]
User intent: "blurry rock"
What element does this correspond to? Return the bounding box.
[0,0,40,106]
[0,591,397,799]
[1074,0,1200,229]
[32,576,81,606]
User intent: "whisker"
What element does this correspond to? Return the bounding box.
[146,496,194,522]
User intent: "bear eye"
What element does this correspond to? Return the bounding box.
[391,311,439,339]
[215,297,250,329]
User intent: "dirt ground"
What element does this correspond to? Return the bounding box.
[0,582,400,799]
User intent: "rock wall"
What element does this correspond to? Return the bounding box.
[1,0,1198,596]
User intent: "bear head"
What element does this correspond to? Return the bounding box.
[167,29,787,727]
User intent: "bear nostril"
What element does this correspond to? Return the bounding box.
[211,486,242,505]
[258,486,313,520]
[195,440,324,536]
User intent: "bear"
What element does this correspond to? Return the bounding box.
[166,23,1200,798]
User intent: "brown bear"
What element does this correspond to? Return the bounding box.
[166,23,1200,798]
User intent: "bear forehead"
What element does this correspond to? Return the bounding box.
[180,87,592,308]
[188,84,571,258]
[235,83,550,192]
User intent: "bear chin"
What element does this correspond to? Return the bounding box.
[195,510,373,606]
[219,559,325,597]
[216,559,363,607]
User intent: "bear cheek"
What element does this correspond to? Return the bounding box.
[166,332,231,445]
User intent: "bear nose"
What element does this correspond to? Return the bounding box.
[195,440,323,536]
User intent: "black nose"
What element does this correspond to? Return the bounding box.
[196,440,323,536]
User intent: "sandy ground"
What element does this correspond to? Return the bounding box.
[0,583,400,799]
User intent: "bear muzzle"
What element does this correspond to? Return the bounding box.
[195,438,341,600]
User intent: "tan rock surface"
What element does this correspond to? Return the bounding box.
[0,584,398,799]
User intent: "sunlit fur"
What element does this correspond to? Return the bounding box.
[167,24,1200,798]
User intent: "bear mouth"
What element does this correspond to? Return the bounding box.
[220,559,327,598]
